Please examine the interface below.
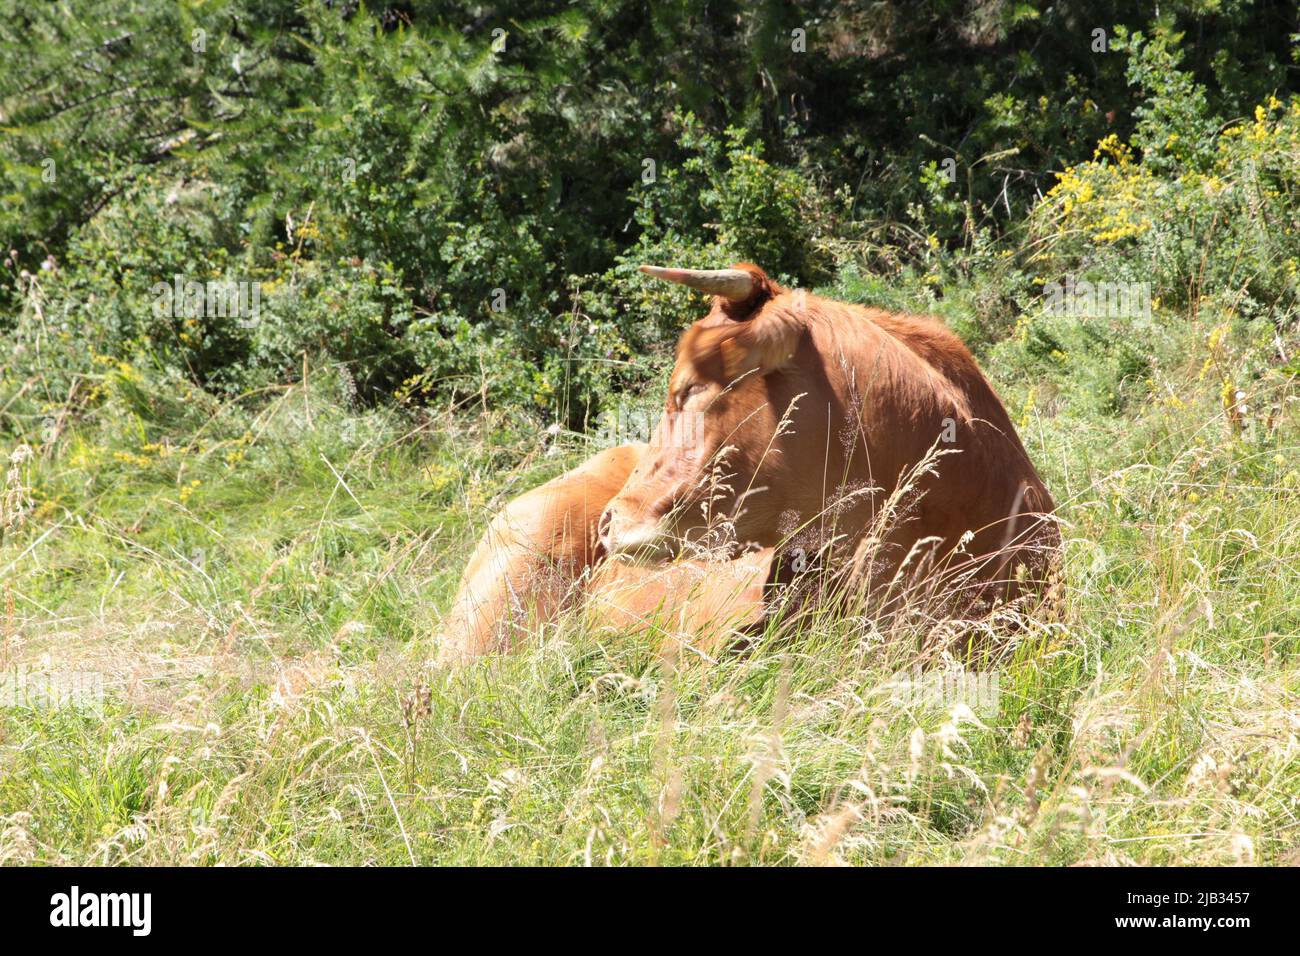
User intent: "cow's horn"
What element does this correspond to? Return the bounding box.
[639,265,754,301]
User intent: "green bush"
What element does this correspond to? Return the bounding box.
[3,1,1299,438]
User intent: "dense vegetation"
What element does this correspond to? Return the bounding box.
[1,1,1298,865]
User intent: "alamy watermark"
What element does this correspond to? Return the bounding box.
[0,664,104,713]
[1041,275,1151,320]
[50,886,151,936]
[151,274,262,328]
[888,665,1000,716]
[594,401,704,449]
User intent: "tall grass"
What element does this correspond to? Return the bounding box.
[1,304,1297,864]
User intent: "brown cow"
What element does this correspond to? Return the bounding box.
[598,263,1059,616]
[435,443,644,665]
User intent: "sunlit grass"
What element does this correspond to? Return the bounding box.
[1,334,1298,865]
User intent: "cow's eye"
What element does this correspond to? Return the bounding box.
[676,382,704,409]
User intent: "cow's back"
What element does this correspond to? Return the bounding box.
[845,306,1060,610]
[784,300,1058,612]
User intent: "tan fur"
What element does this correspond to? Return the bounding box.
[435,443,644,665]
[583,548,773,655]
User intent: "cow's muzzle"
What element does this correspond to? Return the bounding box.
[598,505,676,561]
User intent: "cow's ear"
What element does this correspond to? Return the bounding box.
[715,262,778,320]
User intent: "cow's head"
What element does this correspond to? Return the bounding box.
[599,263,815,559]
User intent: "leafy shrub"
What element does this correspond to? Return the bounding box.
[1032,32,1300,323]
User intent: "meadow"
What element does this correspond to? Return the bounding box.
[2,1,1298,865]
[3,269,1298,864]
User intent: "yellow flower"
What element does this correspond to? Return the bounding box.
[1018,387,1037,430]
[1220,377,1236,408]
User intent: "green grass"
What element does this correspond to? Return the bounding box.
[2,315,1299,866]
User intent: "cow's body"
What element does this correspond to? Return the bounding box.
[600,264,1059,614]
[436,443,644,665]
[584,548,773,655]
